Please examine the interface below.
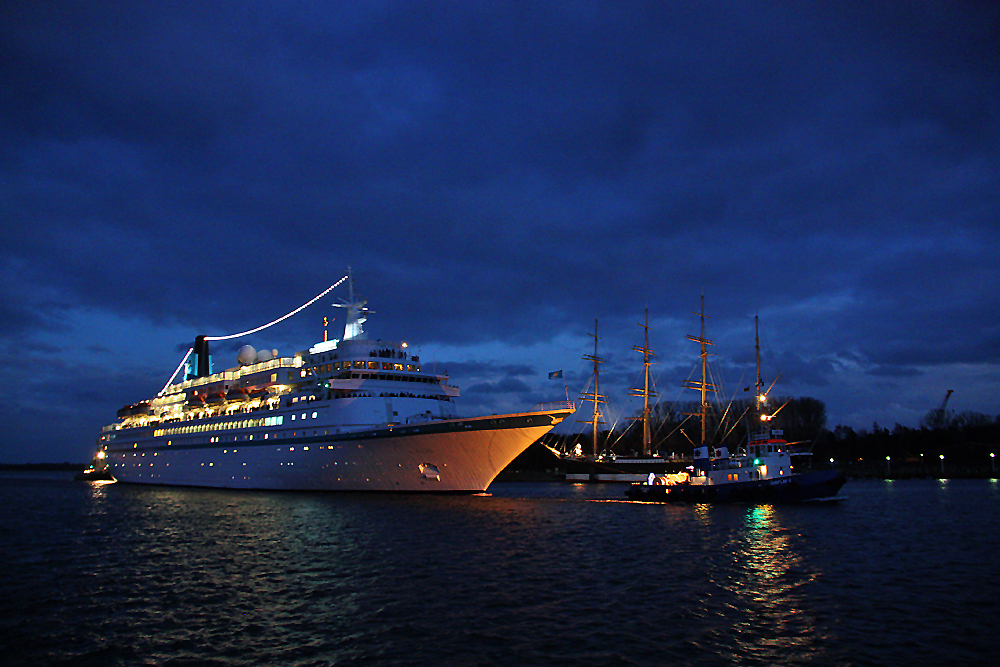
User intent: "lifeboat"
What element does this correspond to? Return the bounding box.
[247,388,269,402]
[186,394,206,408]
[226,387,250,403]
[117,402,152,419]
[204,391,226,406]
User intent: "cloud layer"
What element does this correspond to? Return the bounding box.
[2,2,998,461]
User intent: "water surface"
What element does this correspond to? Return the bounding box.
[2,474,997,666]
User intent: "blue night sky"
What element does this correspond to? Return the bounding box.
[2,2,999,463]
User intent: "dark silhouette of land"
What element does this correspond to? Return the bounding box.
[503,396,1000,480]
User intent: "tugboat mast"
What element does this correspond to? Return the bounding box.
[628,309,656,457]
[579,319,606,457]
[755,314,763,415]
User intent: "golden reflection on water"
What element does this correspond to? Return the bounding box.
[86,479,114,503]
[693,502,713,526]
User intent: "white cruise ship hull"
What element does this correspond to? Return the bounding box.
[105,410,569,492]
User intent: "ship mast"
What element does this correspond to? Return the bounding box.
[683,296,715,446]
[755,314,762,415]
[578,319,606,457]
[628,309,656,456]
[753,315,782,428]
[334,266,372,341]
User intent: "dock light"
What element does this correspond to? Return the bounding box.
[830,458,834,464]
[401,342,408,348]
[97,451,106,459]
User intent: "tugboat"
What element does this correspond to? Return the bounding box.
[626,303,845,503]
[74,450,115,482]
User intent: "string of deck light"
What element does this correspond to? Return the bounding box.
[158,347,195,397]
[204,275,349,340]
[157,275,349,396]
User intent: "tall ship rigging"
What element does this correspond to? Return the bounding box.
[559,313,685,482]
[93,272,574,492]
[625,302,846,502]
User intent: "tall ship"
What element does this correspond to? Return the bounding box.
[625,301,846,502]
[94,273,574,492]
[558,313,688,482]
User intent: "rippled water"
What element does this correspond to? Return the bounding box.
[2,474,998,666]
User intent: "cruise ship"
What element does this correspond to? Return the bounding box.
[96,275,574,492]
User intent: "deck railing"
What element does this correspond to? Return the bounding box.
[530,400,576,413]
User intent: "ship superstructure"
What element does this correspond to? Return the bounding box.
[98,274,573,492]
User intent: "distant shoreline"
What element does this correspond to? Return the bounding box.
[0,463,86,472]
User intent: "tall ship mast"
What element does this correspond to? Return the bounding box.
[627,309,656,457]
[91,272,574,492]
[683,296,715,447]
[626,301,846,503]
[577,319,605,457]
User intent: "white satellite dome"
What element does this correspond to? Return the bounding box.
[237,345,257,366]
[255,349,273,362]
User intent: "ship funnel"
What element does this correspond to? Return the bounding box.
[194,335,211,378]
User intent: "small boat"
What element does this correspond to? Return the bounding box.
[74,452,115,482]
[626,304,845,503]
[116,401,152,419]
[247,388,270,402]
[203,391,226,406]
[226,387,250,403]
[74,467,116,482]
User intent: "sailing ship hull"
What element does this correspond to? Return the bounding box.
[106,410,570,492]
[561,457,689,482]
[625,469,846,503]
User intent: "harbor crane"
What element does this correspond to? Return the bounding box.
[922,389,954,430]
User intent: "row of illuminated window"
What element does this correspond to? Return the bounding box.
[316,361,419,373]
[154,414,288,437]
[749,444,786,455]
[153,411,330,438]
[169,356,300,392]
[343,372,442,386]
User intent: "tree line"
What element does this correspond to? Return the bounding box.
[539,397,1000,477]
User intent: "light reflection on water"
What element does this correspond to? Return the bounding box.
[2,476,999,666]
[726,505,820,663]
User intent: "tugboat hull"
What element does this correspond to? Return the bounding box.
[626,469,846,503]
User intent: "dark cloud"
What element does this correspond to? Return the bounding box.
[438,361,536,378]
[467,377,532,394]
[2,1,999,461]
